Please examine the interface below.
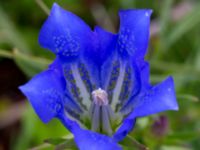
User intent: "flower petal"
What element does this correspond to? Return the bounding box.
[75,26,117,90]
[19,67,65,123]
[101,56,141,112]
[58,114,122,150]
[137,60,150,90]
[39,3,94,62]
[113,119,136,142]
[120,60,150,113]
[92,26,117,67]
[19,60,82,123]
[117,9,152,59]
[93,26,118,87]
[131,76,179,118]
[73,128,122,150]
[114,77,178,142]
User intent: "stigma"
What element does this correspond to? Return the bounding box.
[92,88,108,106]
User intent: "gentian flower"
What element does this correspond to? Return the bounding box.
[19,3,178,150]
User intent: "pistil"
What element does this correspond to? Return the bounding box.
[90,88,115,135]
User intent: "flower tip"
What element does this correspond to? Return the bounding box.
[165,76,179,111]
[171,101,179,111]
[169,102,179,112]
[50,3,62,16]
[118,8,153,18]
[18,84,27,94]
[145,9,153,17]
[52,2,60,10]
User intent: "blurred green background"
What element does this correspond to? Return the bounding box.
[0,0,200,150]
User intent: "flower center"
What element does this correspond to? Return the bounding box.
[89,88,122,135]
[63,61,133,135]
[92,88,108,106]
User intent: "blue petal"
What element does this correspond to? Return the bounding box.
[58,114,122,150]
[114,77,178,142]
[113,119,136,142]
[100,53,142,112]
[100,50,117,90]
[19,66,66,123]
[138,60,150,90]
[73,128,122,150]
[66,28,114,93]
[39,3,94,62]
[19,59,84,123]
[61,27,117,110]
[117,9,152,59]
[131,76,179,118]
[92,26,117,67]
[48,58,64,77]
[120,60,149,112]
[52,59,86,114]
[94,27,118,87]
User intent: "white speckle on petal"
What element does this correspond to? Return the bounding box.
[167,88,172,92]
[145,12,149,17]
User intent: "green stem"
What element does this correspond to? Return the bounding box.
[150,60,200,75]
[0,48,51,65]
[120,135,149,150]
[35,0,50,15]
[177,94,199,102]
[0,49,13,59]
[13,48,51,65]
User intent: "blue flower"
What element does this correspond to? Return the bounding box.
[19,3,178,150]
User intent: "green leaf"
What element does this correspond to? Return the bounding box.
[167,131,200,141]
[44,137,78,150]
[164,131,200,145]
[35,0,50,15]
[44,138,69,145]
[0,6,31,54]
[13,48,51,77]
[0,48,52,77]
[12,103,69,150]
[177,94,199,102]
[166,3,200,48]
[0,48,13,59]
[161,145,191,150]
[28,143,54,150]
[159,0,173,51]
[120,135,149,150]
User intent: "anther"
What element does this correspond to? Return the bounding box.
[92,88,108,106]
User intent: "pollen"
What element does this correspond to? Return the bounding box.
[92,88,108,106]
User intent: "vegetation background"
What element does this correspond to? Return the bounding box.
[0,0,200,150]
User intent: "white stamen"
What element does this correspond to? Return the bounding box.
[111,61,126,109]
[92,88,108,106]
[71,64,91,109]
[102,106,112,135]
[91,104,100,132]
